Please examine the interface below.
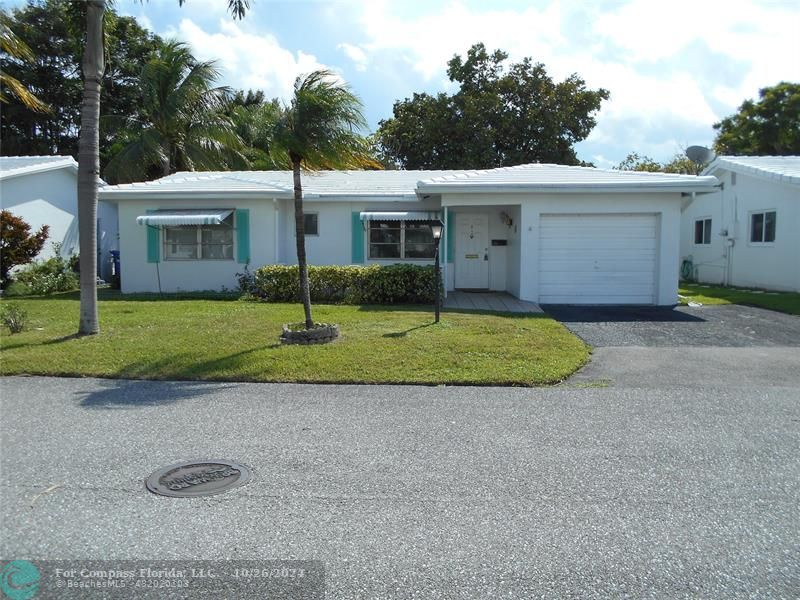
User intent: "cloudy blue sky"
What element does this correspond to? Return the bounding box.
[25,0,800,166]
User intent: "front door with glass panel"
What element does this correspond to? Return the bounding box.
[455,213,489,289]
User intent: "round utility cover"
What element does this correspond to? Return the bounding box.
[146,460,252,498]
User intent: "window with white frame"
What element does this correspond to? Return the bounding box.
[750,211,776,244]
[694,218,712,245]
[368,220,436,259]
[164,213,234,260]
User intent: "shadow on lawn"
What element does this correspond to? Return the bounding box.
[382,322,436,338]
[357,304,547,319]
[8,290,241,302]
[77,378,236,410]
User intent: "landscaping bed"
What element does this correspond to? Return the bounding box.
[0,291,589,386]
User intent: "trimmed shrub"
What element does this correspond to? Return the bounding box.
[1,302,27,333]
[246,264,439,305]
[7,253,79,296]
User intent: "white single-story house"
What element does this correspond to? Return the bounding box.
[680,156,800,292]
[0,155,119,280]
[99,163,719,305]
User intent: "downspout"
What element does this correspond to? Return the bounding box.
[442,207,447,299]
[273,198,279,264]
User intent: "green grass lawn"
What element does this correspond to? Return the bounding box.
[0,292,589,386]
[679,284,800,316]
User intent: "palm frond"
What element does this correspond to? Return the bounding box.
[104,129,167,183]
[269,69,378,172]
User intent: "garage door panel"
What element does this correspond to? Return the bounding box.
[539,259,653,280]
[540,271,656,284]
[538,214,657,305]
[540,238,656,251]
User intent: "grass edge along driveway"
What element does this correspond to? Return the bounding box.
[679,283,800,316]
[0,293,589,386]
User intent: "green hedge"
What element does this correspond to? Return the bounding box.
[242,264,439,304]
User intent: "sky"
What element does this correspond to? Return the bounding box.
[15,0,800,167]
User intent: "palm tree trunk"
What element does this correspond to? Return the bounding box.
[77,0,105,336]
[291,156,313,329]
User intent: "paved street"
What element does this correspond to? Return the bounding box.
[2,357,799,598]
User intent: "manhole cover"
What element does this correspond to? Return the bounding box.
[145,460,252,498]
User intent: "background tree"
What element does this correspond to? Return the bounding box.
[616,151,707,175]
[0,211,49,287]
[713,82,800,156]
[615,152,663,172]
[0,10,50,112]
[0,1,164,166]
[376,43,609,169]
[104,41,246,182]
[228,90,282,171]
[270,70,378,330]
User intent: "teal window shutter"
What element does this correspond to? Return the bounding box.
[446,209,455,264]
[146,210,159,263]
[351,212,364,263]
[236,209,250,263]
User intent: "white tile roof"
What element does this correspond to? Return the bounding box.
[703,156,800,186]
[0,155,78,180]
[99,162,719,199]
[418,163,720,193]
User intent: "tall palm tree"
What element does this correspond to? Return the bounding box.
[0,12,50,112]
[104,42,245,182]
[271,70,378,330]
[76,0,250,335]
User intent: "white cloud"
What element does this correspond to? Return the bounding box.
[170,18,333,102]
[344,0,800,162]
[338,43,368,71]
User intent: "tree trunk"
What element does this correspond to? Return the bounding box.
[77,0,105,336]
[161,142,171,177]
[291,156,313,329]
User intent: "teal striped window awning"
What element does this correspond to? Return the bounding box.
[136,209,233,227]
[359,211,441,222]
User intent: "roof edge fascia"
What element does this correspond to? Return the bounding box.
[0,160,79,181]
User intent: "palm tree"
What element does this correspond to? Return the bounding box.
[104,42,246,182]
[271,70,377,330]
[75,0,250,335]
[0,12,50,112]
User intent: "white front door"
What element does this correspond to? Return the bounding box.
[455,213,489,289]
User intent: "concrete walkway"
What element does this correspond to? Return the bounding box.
[444,290,543,313]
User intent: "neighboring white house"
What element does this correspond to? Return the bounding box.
[99,163,719,305]
[0,155,119,280]
[680,156,800,292]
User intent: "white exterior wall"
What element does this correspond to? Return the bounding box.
[117,198,277,293]
[680,169,799,291]
[0,169,118,280]
[442,192,682,305]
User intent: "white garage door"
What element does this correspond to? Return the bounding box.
[539,213,657,304]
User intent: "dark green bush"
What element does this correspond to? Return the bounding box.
[245,264,439,304]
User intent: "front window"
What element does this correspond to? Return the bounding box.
[694,218,712,244]
[164,213,234,260]
[368,220,436,260]
[304,213,319,236]
[750,211,776,244]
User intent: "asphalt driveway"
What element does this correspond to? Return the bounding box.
[542,304,800,348]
